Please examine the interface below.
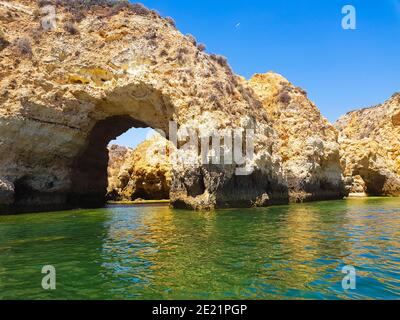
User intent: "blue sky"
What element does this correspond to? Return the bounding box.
[112,0,400,148]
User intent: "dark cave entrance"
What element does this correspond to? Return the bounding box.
[67,115,171,208]
[355,169,387,196]
[67,115,150,208]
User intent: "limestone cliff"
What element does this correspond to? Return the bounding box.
[246,73,346,202]
[0,0,288,213]
[107,72,347,204]
[336,93,400,196]
[107,134,172,201]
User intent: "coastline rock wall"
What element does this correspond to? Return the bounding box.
[0,0,288,212]
[246,73,346,202]
[335,93,400,196]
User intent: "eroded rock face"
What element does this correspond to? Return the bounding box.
[246,73,346,202]
[107,144,133,199]
[336,93,400,196]
[0,1,288,212]
[109,72,348,204]
[107,134,172,201]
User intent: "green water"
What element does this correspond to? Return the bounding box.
[0,198,400,300]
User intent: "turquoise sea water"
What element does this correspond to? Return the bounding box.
[0,198,400,300]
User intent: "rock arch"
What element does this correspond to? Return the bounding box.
[347,167,400,197]
[0,1,288,213]
[350,170,387,196]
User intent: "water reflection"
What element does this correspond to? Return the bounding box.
[99,199,400,299]
[0,198,400,299]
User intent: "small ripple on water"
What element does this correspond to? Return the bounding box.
[0,198,400,299]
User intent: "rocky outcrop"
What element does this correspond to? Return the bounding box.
[0,0,288,213]
[107,72,347,204]
[246,73,346,202]
[336,93,400,196]
[107,144,133,198]
[107,134,172,201]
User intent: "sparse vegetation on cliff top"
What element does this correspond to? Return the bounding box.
[36,0,163,21]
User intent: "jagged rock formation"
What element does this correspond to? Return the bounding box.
[0,0,288,213]
[107,134,172,201]
[336,93,400,196]
[107,72,347,204]
[107,144,133,198]
[246,73,346,202]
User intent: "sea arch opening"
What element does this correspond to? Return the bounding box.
[67,115,164,208]
[106,126,171,203]
[352,168,387,196]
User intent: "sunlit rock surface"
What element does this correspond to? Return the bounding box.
[109,72,348,204]
[0,0,288,212]
[246,72,346,202]
[107,134,172,201]
[107,144,133,199]
[336,93,400,196]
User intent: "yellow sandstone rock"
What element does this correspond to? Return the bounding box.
[108,72,348,204]
[107,134,172,201]
[247,72,346,202]
[0,0,287,212]
[336,93,400,196]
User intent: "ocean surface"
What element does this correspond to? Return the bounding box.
[0,198,400,300]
